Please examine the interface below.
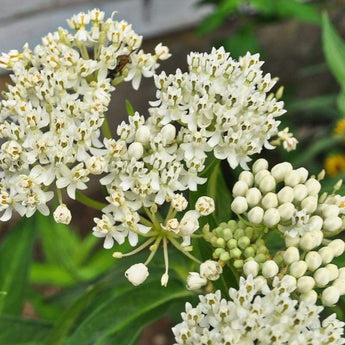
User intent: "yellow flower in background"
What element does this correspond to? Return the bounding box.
[334,119,345,136]
[325,154,345,177]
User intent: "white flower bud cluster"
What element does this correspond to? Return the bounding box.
[149,47,287,170]
[231,159,345,246]
[0,9,169,223]
[186,260,223,290]
[281,239,345,306]
[173,275,345,345]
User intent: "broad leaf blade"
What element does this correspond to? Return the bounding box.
[0,217,36,315]
[322,13,345,89]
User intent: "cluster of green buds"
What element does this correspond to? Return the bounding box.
[204,220,270,270]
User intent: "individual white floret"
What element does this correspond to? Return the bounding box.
[231,196,248,214]
[305,178,321,195]
[262,260,279,278]
[254,170,270,185]
[261,192,278,209]
[247,206,264,224]
[259,175,276,193]
[238,171,254,187]
[284,170,301,187]
[293,184,308,202]
[300,290,318,304]
[252,158,268,174]
[322,286,340,306]
[301,196,318,214]
[297,276,315,293]
[195,196,215,216]
[125,263,149,286]
[186,272,207,290]
[323,216,342,232]
[127,142,144,159]
[270,162,293,182]
[263,208,280,227]
[314,267,330,287]
[245,187,262,207]
[232,181,248,197]
[53,204,72,224]
[277,186,294,204]
[199,260,222,281]
[243,260,259,277]
[289,260,307,278]
[305,251,322,272]
[278,202,295,221]
[171,194,188,212]
[283,246,300,264]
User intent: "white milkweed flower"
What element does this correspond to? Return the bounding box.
[195,196,215,216]
[199,260,222,281]
[186,272,207,290]
[171,194,188,212]
[53,204,72,224]
[173,275,345,345]
[125,263,149,286]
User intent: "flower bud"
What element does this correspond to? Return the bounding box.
[293,184,308,202]
[252,158,268,174]
[245,188,262,207]
[325,264,339,282]
[277,186,294,204]
[289,260,307,278]
[186,272,207,290]
[135,125,151,145]
[328,239,345,257]
[285,234,300,247]
[195,196,215,216]
[261,192,278,209]
[299,232,318,251]
[333,278,345,295]
[127,142,144,159]
[161,273,169,287]
[243,260,259,277]
[200,260,223,281]
[86,156,106,175]
[262,260,279,278]
[271,162,293,182]
[239,171,254,187]
[284,170,300,187]
[322,286,340,306]
[171,194,188,211]
[160,124,176,144]
[319,247,334,264]
[164,218,180,234]
[233,181,248,197]
[297,276,315,293]
[231,196,248,214]
[305,178,321,195]
[283,246,300,264]
[305,251,322,271]
[278,202,295,221]
[322,205,339,218]
[263,208,280,227]
[323,216,342,232]
[295,167,308,183]
[301,196,318,214]
[112,252,123,258]
[53,204,72,224]
[259,175,276,193]
[179,211,199,236]
[314,267,330,287]
[247,206,264,224]
[300,290,317,304]
[339,267,345,279]
[308,216,323,232]
[254,170,270,185]
[125,263,149,286]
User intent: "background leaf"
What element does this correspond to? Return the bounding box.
[0,217,36,315]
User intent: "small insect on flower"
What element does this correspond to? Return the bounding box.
[108,48,139,79]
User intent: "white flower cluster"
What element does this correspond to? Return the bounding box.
[92,108,215,247]
[0,9,169,222]
[186,260,223,290]
[231,159,345,245]
[173,275,345,345]
[149,47,286,169]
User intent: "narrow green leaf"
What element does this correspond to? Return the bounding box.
[0,217,36,315]
[337,90,345,116]
[322,13,345,89]
[125,99,135,116]
[0,315,51,344]
[66,280,192,345]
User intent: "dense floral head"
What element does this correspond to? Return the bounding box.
[173,275,345,344]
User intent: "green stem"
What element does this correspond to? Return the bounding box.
[165,204,177,224]
[144,237,162,265]
[169,238,202,264]
[144,207,161,230]
[121,237,156,257]
[56,188,63,204]
[139,215,153,227]
[101,115,112,139]
[75,191,106,211]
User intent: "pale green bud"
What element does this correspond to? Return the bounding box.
[271,162,292,182]
[261,192,278,209]
[278,202,295,221]
[297,276,315,293]
[252,158,269,174]
[305,251,322,272]
[323,216,342,232]
[322,286,340,306]
[243,260,259,277]
[245,187,262,207]
[277,186,294,204]
[314,267,330,287]
[232,181,248,197]
[289,260,307,278]
[239,171,254,187]
[283,246,300,264]
[262,260,279,278]
[248,206,264,224]
[259,175,276,193]
[263,208,280,227]
[231,196,248,214]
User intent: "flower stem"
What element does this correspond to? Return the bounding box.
[120,237,156,257]
[144,236,162,265]
[75,191,106,210]
[169,237,201,264]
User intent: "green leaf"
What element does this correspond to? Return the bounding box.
[337,90,345,116]
[125,99,135,116]
[0,217,36,315]
[322,13,345,89]
[0,315,51,344]
[65,280,192,345]
[197,0,242,36]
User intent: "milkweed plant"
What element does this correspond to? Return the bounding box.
[0,9,345,345]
